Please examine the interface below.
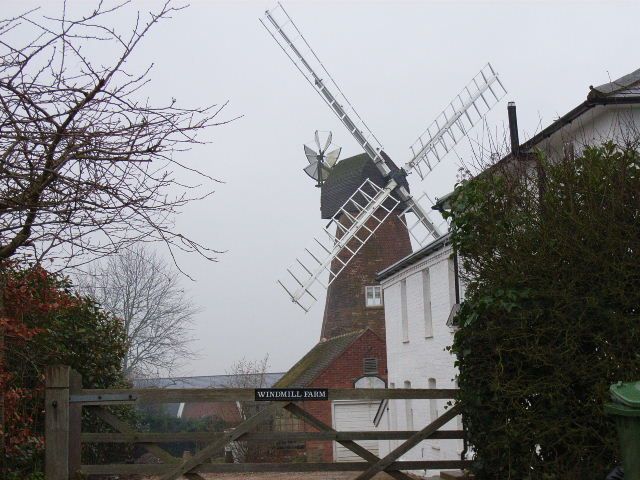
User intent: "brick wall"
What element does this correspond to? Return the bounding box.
[321,211,412,341]
[299,329,387,462]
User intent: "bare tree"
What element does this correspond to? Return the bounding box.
[225,355,271,462]
[0,1,234,267]
[78,244,200,377]
[226,355,271,390]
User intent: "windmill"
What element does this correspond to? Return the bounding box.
[261,3,507,314]
[303,131,341,187]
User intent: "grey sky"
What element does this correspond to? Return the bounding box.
[5,0,639,376]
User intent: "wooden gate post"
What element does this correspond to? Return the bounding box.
[69,369,83,478]
[45,365,71,480]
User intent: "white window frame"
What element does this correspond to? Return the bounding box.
[404,380,413,430]
[400,279,409,343]
[365,285,383,308]
[422,269,433,338]
[428,378,438,422]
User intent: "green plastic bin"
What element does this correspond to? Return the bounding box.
[605,381,640,480]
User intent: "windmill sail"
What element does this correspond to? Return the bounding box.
[406,63,507,179]
[261,3,387,171]
[261,3,438,227]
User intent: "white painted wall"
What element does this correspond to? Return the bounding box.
[378,243,464,476]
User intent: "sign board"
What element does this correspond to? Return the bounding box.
[254,388,329,401]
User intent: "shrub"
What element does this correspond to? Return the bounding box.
[446,143,640,479]
[2,264,129,477]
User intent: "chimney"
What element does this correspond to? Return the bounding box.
[507,101,520,156]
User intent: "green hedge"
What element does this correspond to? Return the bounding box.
[445,143,640,479]
[3,265,130,478]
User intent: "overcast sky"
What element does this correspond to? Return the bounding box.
[6,0,639,377]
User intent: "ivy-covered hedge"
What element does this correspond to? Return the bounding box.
[445,143,640,479]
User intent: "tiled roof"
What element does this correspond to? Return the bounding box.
[588,67,640,100]
[274,330,365,388]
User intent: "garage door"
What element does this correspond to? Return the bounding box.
[333,401,380,462]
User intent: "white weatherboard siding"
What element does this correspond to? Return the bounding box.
[333,400,380,461]
[378,243,464,475]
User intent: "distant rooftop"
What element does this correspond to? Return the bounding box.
[133,372,285,389]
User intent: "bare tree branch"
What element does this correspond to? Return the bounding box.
[0,1,237,267]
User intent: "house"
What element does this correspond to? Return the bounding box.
[375,234,463,475]
[273,328,387,462]
[374,66,640,477]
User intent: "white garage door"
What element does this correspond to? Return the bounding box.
[333,401,380,462]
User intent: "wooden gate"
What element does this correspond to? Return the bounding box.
[45,365,471,479]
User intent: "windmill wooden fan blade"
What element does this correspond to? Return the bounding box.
[324,131,332,153]
[303,162,331,182]
[324,147,341,168]
[304,145,318,164]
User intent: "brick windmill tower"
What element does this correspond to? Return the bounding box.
[300,130,413,340]
[317,150,412,341]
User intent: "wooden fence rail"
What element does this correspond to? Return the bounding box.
[45,364,472,480]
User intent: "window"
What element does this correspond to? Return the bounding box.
[355,376,385,388]
[365,285,383,307]
[363,357,378,375]
[404,380,413,430]
[389,383,398,431]
[422,269,433,338]
[428,378,438,422]
[448,258,457,310]
[400,279,409,342]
